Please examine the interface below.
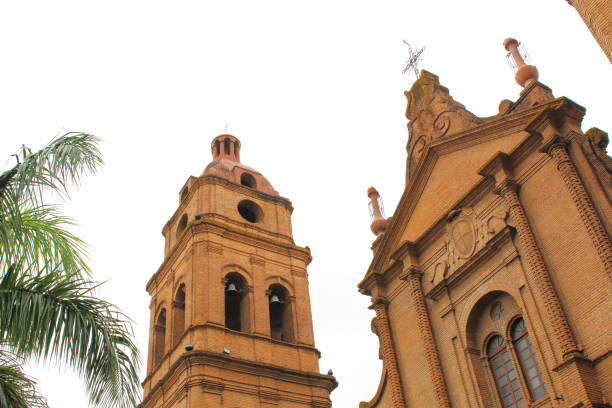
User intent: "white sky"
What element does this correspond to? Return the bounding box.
[0,0,610,407]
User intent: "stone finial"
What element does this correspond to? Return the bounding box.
[504,38,539,88]
[368,187,386,236]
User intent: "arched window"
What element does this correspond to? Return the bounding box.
[176,214,188,239]
[153,309,166,367]
[172,285,186,346]
[224,274,250,332]
[268,284,294,342]
[180,187,189,202]
[511,318,547,401]
[487,335,524,408]
[240,173,256,189]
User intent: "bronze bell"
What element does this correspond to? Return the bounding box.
[269,294,283,305]
[226,282,240,294]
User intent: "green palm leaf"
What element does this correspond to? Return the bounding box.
[0,265,141,408]
[0,133,141,407]
[0,349,48,408]
[0,202,89,278]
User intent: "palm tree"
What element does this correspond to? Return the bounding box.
[0,133,141,407]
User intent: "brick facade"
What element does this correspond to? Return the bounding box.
[359,72,612,407]
[141,135,336,408]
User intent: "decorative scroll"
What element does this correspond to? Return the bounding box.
[442,208,508,278]
[404,71,482,179]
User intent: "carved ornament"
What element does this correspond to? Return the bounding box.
[404,71,481,179]
[582,127,612,188]
[429,207,508,286]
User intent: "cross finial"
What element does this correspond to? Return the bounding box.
[402,40,425,79]
[224,123,229,133]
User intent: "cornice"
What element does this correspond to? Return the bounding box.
[163,174,294,233]
[146,218,312,292]
[362,97,567,289]
[141,348,338,407]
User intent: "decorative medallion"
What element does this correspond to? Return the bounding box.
[451,219,475,257]
[443,207,508,275]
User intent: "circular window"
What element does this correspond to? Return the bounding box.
[237,200,263,223]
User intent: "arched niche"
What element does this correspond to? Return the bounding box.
[153,308,167,367]
[172,284,186,346]
[176,213,188,239]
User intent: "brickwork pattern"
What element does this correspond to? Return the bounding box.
[569,0,612,63]
[495,179,579,357]
[371,299,407,408]
[549,142,612,283]
[405,270,451,408]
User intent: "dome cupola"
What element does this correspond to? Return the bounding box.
[203,134,278,196]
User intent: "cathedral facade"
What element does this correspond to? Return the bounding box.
[140,135,336,407]
[359,42,612,407]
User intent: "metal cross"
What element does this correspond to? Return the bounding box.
[402,40,425,78]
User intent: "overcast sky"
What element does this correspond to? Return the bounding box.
[1,0,610,407]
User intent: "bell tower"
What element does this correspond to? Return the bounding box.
[141,134,337,407]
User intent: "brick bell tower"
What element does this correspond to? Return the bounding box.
[141,134,337,407]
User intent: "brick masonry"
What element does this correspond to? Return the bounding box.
[359,74,612,407]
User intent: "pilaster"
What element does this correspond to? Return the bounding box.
[401,267,451,407]
[369,297,406,408]
[543,138,612,284]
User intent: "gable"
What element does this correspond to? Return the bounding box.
[401,131,526,242]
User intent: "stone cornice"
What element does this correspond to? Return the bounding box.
[147,218,312,292]
[141,348,337,407]
[163,174,294,234]
[362,96,569,291]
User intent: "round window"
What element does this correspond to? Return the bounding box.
[237,200,263,223]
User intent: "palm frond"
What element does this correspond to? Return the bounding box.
[8,133,103,205]
[0,202,90,278]
[0,265,141,408]
[0,349,48,408]
[0,133,101,279]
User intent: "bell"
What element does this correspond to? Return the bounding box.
[269,294,283,305]
[226,282,240,294]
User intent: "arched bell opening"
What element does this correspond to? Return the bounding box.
[153,309,166,367]
[224,273,250,333]
[267,284,294,343]
[172,284,186,346]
